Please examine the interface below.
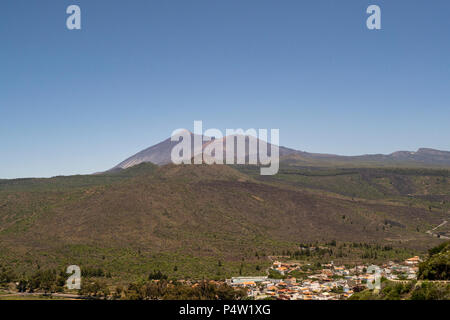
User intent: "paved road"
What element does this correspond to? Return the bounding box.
[426,220,449,239]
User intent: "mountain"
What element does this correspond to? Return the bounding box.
[112,133,450,171]
[281,148,450,168]
[112,132,298,169]
[1,132,450,280]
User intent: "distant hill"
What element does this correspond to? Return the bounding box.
[112,132,298,170]
[282,148,450,168]
[112,133,450,170]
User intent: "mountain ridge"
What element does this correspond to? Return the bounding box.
[111,132,450,171]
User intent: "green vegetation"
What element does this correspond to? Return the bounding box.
[148,270,168,280]
[410,281,450,300]
[118,280,247,300]
[0,163,449,284]
[351,242,450,300]
[286,242,418,266]
[350,280,450,300]
[17,269,67,293]
[418,241,450,280]
[239,165,450,211]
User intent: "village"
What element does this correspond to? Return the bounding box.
[227,256,422,300]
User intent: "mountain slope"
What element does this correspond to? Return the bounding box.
[0,164,448,279]
[112,133,450,170]
[112,132,298,169]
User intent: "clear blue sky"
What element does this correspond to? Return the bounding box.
[1,0,449,178]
